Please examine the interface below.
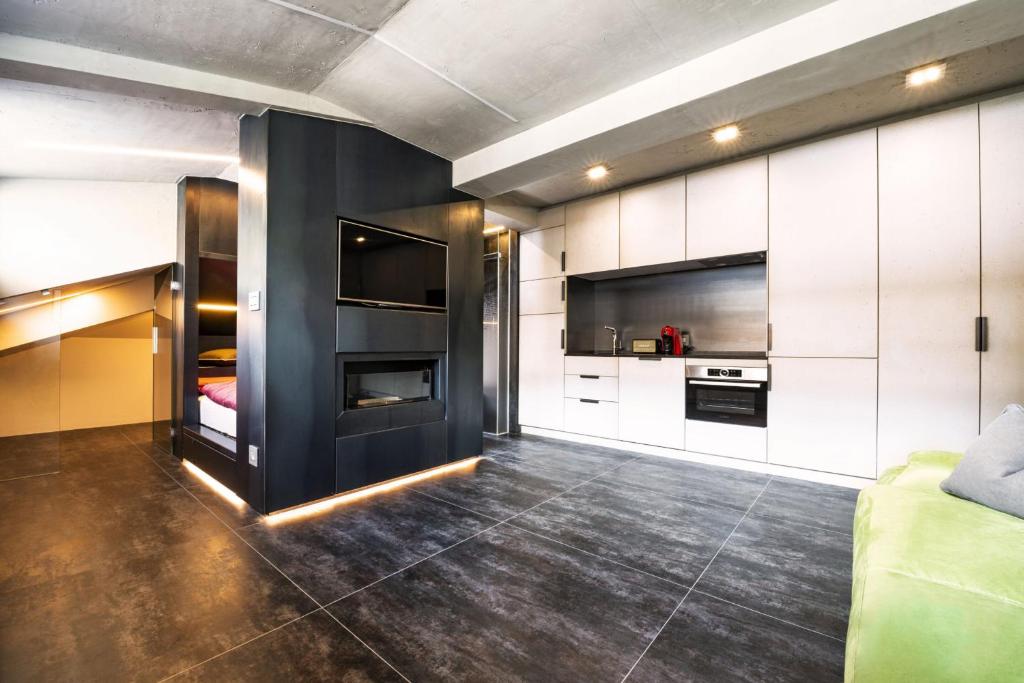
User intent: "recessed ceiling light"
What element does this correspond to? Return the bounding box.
[40,289,51,296]
[25,141,239,164]
[712,125,740,143]
[906,63,945,87]
[355,236,366,243]
[586,165,609,180]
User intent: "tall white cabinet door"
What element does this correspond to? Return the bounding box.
[519,278,564,315]
[980,94,1024,426]
[686,156,768,259]
[518,313,564,430]
[565,193,619,275]
[768,358,877,478]
[619,177,685,268]
[769,130,878,358]
[520,226,564,281]
[877,105,980,473]
[618,357,685,449]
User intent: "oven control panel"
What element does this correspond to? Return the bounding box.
[685,365,769,382]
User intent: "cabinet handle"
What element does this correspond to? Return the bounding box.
[580,398,599,404]
[560,329,565,350]
[561,280,566,301]
[767,323,773,352]
[560,251,566,272]
[580,374,599,379]
[767,362,772,392]
[638,356,662,361]
[975,316,988,352]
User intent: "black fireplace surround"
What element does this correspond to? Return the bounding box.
[335,353,445,438]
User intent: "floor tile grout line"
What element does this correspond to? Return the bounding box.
[690,588,846,644]
[116,431,416,681]
[746,510,855,538]
[322,520,505,608]
[156,605,323,682]
[118,432,328,610]
[411,486,694,592]
[0,469,60,483]
[322,612,413,683]
[324,455,646,610]
[619,476,774,682]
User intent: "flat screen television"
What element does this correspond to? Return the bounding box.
[337,219,447,312]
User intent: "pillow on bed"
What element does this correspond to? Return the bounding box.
[941,404,1024,520]
[198,348,236,366]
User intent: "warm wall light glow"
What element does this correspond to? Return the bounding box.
[482,225,506,235]
[906,63,946,87]
[586,164,609,180]
[183,460,246,508]
[26,141,239,164]
[266,456,482,525]
[197,302,238,312]
[355,236,367,243]
[712,125,740,143]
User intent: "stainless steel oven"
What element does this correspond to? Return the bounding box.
[685,365,767,428]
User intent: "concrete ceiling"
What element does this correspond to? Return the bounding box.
[0,78,240,182]
[0,0,408,91]
[0,0,1022,213]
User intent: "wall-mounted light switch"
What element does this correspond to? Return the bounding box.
[248,445,259,467]
[248,290,262,311]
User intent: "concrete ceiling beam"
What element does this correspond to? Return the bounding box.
[452,0,1017,199]
[0,33,369,123]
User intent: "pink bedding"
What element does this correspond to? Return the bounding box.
[200,379,237,411]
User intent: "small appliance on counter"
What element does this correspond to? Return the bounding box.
[631,338,662,354]
[661,325,694,356]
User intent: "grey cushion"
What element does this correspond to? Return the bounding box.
[941,404,1024,520]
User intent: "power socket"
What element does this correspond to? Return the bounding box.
[248,445,259,467]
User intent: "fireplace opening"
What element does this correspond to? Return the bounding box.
[344,359,436,410]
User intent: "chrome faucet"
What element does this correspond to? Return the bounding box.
[604,326,623,355]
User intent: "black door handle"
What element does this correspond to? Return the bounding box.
[975,316,988,352]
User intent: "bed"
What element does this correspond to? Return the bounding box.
[199,379,237,438]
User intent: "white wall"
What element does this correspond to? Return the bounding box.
[0,179,176,298]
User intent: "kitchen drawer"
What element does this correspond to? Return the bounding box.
[564,355,618,376]
[564,374,618,402]
[565,398,619,440]
[520,277,564,315]
[685,420,766,462]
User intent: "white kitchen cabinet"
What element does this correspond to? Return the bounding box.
[618,357,686,449]
[537,205,565,230]
[565,398,619,440]
[565,193,619,275]
[519,277,564,315]
[520,226,564,281]
[564,355,618,377]
[619,177,686,268]
[768,130,878,358]
[877,105,980,473]
[518,313,564,430]
[687,156,767,259]
[767,358,877,478]
[980,93,1024,426]
[685,420,766,462]
[564,374,618,402]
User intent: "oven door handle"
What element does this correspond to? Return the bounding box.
[688,380,763,388]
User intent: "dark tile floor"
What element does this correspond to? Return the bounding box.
[0,426,857,682]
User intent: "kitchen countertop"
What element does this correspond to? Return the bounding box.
[565,350,767,360]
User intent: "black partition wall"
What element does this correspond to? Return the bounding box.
[237,110,483,514]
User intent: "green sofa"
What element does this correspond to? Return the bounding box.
[845,451,1024,682]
